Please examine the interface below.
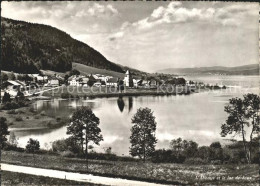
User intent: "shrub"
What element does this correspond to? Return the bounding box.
[15,116,23,121]
[52,137,81,154]
[7,109,17,115]
[2,92,11,103]
[60,150,76,158]
[26,138,40,153]
[40,111,46,116]
[151,149,176,163]
[29,107,36,113]
[61,93,73,99]
[3,143,24,152]
[1,102,19,110]
[184,157,207,165]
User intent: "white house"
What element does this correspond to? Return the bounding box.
[47,77,59,87]
[5,80,26,97]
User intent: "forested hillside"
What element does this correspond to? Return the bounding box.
[1,17,124,73]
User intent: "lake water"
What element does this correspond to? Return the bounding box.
[13,75,259,156]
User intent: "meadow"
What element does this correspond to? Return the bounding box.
[1,150,258,185]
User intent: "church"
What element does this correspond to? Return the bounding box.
[123,70,134,87]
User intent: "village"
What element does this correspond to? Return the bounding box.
[1,69,206,99]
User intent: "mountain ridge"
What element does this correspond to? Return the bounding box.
[157,64,259,75]
[1,17,124,73]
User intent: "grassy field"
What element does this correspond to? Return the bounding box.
[0,105,68,129]
[72,63,125,79]
[1,171,101,185]
[1,150,258,185]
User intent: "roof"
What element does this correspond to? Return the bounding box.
[7,80,21,86]
[107,77,118,83]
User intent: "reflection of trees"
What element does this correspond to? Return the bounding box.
[117,96,125,112]
[128,97,133,112]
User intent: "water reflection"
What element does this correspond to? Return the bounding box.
[117,96,125,112]
[128,97,133,112]
[12,76,259,156]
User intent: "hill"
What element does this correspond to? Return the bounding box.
[157,64,259,75]
[1,17,124,73]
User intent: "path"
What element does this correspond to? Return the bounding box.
[1,163,166,186]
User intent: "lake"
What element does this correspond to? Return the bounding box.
[13,75,259,156]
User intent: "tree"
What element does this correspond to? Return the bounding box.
[221,93,260,164]
[1,73,8,82]
[2,92,11,103]
[0,117,10,149]
[9,132,18,146]
[9,72,16,80]
[170,138,198,158]
[69,69,80,76]
[26,138,40,153]
[26,138,40,165]
[67,106,103,168]
[130,107,157,162]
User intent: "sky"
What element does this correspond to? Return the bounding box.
[1,1,259,72]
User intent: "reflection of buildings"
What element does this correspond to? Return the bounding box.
[117,96,133,113]
[117,96,125,112]
[128,97,133,112]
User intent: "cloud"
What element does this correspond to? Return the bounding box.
[1,1,120,34]
[121,1,256,31]
[1,1,258,72]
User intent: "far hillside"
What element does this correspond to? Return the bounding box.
[157,64,259,75]
[1,17,123,73]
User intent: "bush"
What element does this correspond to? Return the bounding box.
[29,107,36,113]
[60,150,76,158]
[2,92,11,103]
[7,109,17,114]
[40,111,46,116]
[61,93,73,99]
[26,138,40,153]
[2,143,25,152]
[15,116,23,121]
[52,137,81,154]
[1,102,19,110]
[87,152,118,161]
[151,149,176,163]
[184,157,208,165]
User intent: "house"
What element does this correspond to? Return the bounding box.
[68,76,89,86]
[149,78,159,88]
[47,77,59,87]
[106,77,118,87]
[141,80,150,87]
[69,77,80,86]
[124,70,134,87]
[29,74,48,82]
[93,80,102,87]
[5,80,26,97]
[133,79,142,88]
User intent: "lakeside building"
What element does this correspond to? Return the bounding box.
[47,76,59,87]
[124,70,134,87]
[4,80,26,97]
[106,77,118,87]
[68,76,89,86]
